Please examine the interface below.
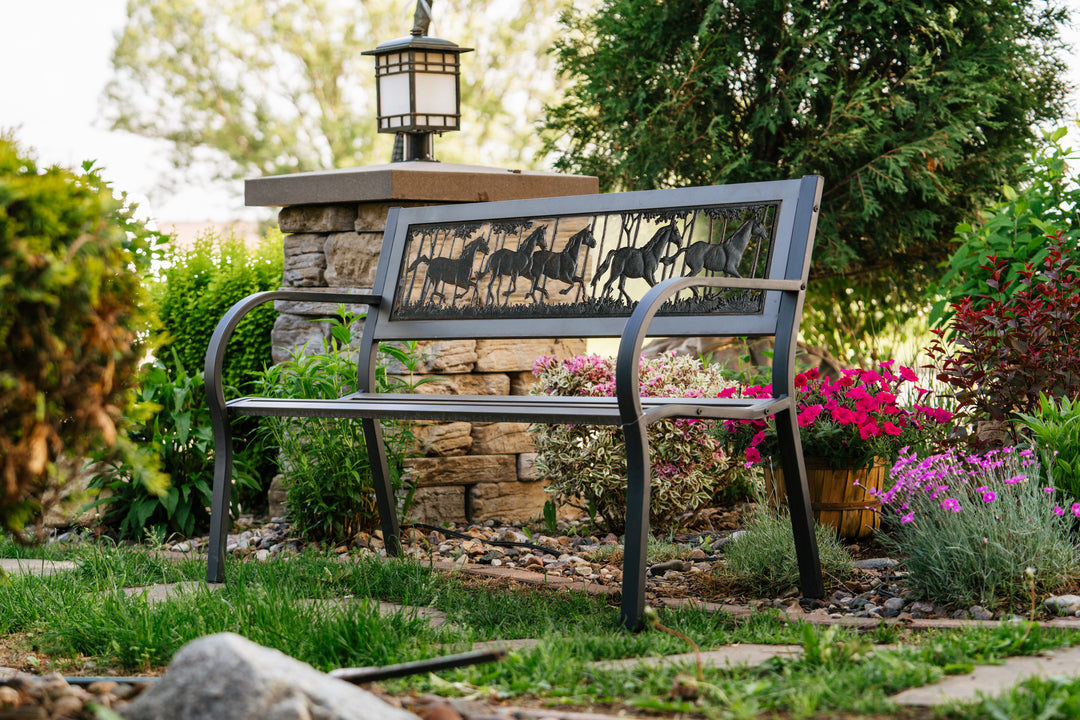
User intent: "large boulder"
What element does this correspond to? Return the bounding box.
[120,633,420,720]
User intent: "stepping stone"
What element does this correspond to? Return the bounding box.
[590,644,803,672]
[892,645,1080,706]
[469,638,541,653]
[0,558,76,576]
[122,581,223,603]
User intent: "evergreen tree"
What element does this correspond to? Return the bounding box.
[544,0,1071,284]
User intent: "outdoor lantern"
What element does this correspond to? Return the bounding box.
[363,28,471,162]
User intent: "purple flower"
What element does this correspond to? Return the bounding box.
[901,512,914,524]
[982,491,996,503]
[1053,506,1065,516]
[1072,503,1080,518]
[940,498,962,513]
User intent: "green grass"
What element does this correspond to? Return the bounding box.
[2,538,1080,718]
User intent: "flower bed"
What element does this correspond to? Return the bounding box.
[874,445,1080,607]
[719,362,954,470]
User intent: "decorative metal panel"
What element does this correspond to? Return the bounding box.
[390,202,778,321]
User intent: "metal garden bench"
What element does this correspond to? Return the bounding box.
[204,176,827,630]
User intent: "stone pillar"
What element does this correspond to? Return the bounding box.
[247,162,598,525]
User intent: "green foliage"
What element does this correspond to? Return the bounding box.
[86,355,261,538]
[103,0,591,181]
[1016,394,1080,503]
[878,447,1079,609]
[932,126,1080,327]
[546,0,1068,278]
[530,353,741,534]
[0,133,168,534]
[155,229,282,394]
[721,505,855,597]
[545,0,1070,362]
[258,311,429,544]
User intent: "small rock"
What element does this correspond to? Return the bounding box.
[479,550,505,563]
[255,549,270,562]
[909,601,935,615]
[687,548,707,560]
[1044,594,1080,616]
[51,694,84,718]
[419,702,464,720]
[650,559,685,575]
[969,605,994,621]
[87,681,118,696]
[883,597,906,612]
[574,566,594,577]
[495,528,528,544]
[0,685,20,707]
[173,542,192,553]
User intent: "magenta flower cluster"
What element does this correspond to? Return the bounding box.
[874,445,1078,525]
[721,361,954,468]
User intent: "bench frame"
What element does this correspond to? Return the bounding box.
[204,176,826,630]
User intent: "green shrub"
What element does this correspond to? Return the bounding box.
[258,311,428,543]
[721,505,855,597]
[530,353,741,535]
[86,354,261,537]
[1015,394,1080,504]
[155,229,282,394]
[154,228,284,512]
[931,126,1080,329]
[877,446,1079,609]
[0,133,167,534]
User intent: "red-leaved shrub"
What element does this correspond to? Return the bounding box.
[927,238,1080,435]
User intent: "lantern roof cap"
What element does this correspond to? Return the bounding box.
[362,35,472,56]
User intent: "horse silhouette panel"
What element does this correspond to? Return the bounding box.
[526,226,597,302]
[408,236,490,303]
[662,215,768,279]
[479,224,548,303]
[592,222,682,303]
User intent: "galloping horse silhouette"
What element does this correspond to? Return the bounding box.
[592,222,682,304]
[526,227,596,302]
[662,215,767,282]
[479,225,548,303]
[408,237,490,303]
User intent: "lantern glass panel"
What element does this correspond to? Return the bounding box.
[414,70,456,115]
[378,72,412,118]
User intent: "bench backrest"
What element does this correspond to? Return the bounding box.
[367,176,822,344]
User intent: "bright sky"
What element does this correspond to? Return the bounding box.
[2,0,1079,228]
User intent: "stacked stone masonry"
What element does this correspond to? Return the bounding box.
[272,202,586,526]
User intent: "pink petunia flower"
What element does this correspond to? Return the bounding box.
[1054,506,1065,516]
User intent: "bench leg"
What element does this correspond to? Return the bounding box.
[620,421,651,631]
[206,415,233,584]
[774,407,825,599]
[363,419,402,558]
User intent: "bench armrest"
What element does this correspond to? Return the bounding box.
[614,275,802,424]
[204,290,381,415]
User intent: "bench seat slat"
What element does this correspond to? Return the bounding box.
[225,393,790,425]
